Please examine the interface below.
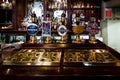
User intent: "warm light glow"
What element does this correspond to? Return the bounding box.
[0,0,12,9]
[35,62,52,65]
[6,68,11,74]
[6,0,9,4]
[57,0,61,2]
[26,62,32,65]
[28,49,32,52]
[83,62,92,66]
[95,49,101,53]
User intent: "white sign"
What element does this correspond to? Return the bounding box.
[58,25,67,36]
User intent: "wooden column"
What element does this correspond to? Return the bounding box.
[15,0,26,29]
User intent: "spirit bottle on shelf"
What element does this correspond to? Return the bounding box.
[72,12,76,26]
[51,17,58,31]
[86,3,90,8]
[61,11,66,25]
[80,13,85,26]
[46,11,51,21]
[76,12,80,25]
[31,11,38,24]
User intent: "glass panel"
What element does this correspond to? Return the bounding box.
[64,49,119,63]
[48,0,67,10]
[24,0,44,27]
[9,35,26,43]
[32,0,43,19]
[3,49,61,66]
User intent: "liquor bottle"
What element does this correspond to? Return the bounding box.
[1,34,6,43]
[86,3,90,8]
[80,13,85,26]
[0,34,2,44]
[72,12,76,26]
[61,11,66,25]
[76,12,80,25]
[51,17,58,31]
[31,11,37,24]
[46,11,51,21]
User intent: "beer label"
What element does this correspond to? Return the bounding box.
[58,25,67,36]
[27,23,39,35]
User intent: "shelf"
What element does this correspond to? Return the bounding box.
[47,8,67,11]
[71,7,101,10]
[0,8,12,10]
[0,30,28,34]
[0,23,12,25]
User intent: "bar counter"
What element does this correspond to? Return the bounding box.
[1,40,120,80]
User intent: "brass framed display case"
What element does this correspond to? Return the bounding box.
[2,41,120,66]
[1,40,120,80]
[3,48,62,66]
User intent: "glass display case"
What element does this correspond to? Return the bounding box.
[2,40,120,66]
[63,49,119,66]
[3,48,62,66]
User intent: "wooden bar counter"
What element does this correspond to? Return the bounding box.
[1,40,120,80]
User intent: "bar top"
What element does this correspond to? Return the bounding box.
[1,40,120,80]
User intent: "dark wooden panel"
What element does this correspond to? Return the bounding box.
[15,0,26,29]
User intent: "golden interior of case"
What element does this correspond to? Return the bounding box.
[64,49,119,63]
[2,49,119,66]
[3,49,62,66]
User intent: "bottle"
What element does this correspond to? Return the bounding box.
[1,34,6,43]
[80,13,85,26]
[52,17,58,31]
[76,12,80,25]
[61,11,66,25]
[72,12,76,26]
[46,11,51,21]
[31,11,37,23]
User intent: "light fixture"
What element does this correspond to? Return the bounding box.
[0,0,12,9]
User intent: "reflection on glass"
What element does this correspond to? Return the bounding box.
[1,34,6,43]
[9,35,26,43]
[32,1,43,18]
[54,10,65,19]
[27,0,43,18]
[21,0,43,30]
[0,0,12,9]
[51,10,67,31]
[48,0,67,9]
